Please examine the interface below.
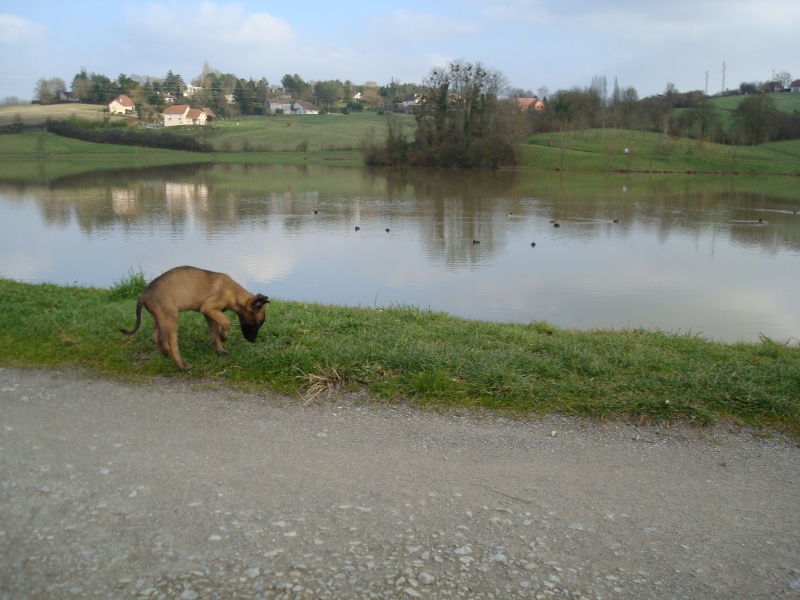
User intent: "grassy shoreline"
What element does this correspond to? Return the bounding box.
[1,278,797,437]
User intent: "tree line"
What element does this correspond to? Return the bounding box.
[24,60,800,167]
[29,62,422,122]
[530,76,800,146]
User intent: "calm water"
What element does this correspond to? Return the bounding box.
[1,164,798,343]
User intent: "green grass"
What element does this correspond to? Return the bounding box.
[709,92,800,114]
[0,102,112,126]
[2,103,799,183]
[108,268,148,301]
[671,92,800,137]
[1,277,798,437]
[525,128,800,175]
[0,131,212,182]
[199,113,414,152]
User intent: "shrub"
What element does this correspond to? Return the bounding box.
[46,118,213,152]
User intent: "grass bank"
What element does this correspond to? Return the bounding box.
[1,277,797,437]
[525,129,800,175]
[2,106,800,184]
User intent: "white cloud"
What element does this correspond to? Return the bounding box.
[123,2,295,48]
[0,13,46,46]
[368,9,481,41]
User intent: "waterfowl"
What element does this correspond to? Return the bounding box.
[553,222,561,228]
[530,242,536,248]
[472,239,480,244]
[355,226,360,231]
[612,219,619,223]
[385,228,390,233]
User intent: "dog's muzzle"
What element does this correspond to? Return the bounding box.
[240,319,263,343]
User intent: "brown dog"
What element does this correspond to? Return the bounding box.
[121,266,269,370]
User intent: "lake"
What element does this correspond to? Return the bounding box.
[1,164,798,344]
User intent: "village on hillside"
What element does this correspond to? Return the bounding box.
[105,86,547,127]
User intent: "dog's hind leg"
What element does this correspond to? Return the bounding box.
[163,326,190,371]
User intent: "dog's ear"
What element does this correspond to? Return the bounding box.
[252,294,269,310]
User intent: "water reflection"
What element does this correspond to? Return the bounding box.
[1,165,798,343]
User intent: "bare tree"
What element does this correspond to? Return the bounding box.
[34,77,66,104]
[775,71,792,89]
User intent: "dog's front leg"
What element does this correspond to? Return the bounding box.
[204,311,231,355]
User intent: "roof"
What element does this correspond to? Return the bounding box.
[111,94,135,107]
[517,97,543,110]
[163,104,190,114]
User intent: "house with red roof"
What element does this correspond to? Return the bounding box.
[162,104,209,127]
[517,97,545,111]
[108,94,135,115]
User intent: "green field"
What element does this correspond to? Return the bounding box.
[0,102,119,126]
[1,103,799,183]
[671,92,800,134]
[710,91,800,113]
[201,112,415,152]
[525,128,800,175]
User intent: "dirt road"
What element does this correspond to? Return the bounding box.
[1,367,798,598]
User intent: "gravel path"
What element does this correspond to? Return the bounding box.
[0,367,798,599]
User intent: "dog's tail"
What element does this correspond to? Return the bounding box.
[120,298,145,336]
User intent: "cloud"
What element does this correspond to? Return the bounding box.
[476,0,799,42]
[123,2,295,48]
[0,13,46,46]
[367,9,481,42]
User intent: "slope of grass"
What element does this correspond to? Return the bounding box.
[525,129,800,175]
[0,102,126,126]
[0,132,211,182]
[710,92,800,114]
[0,277,797,437]
[173,112,415,152]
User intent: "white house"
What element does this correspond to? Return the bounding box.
[265,97,293,114]
[108,94,135,115]
[401,93,421,107]
[162,104,208,127]
[292,101,320,114]
[790,79,800,93]
[184,84,203,96]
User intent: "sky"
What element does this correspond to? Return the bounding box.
[1,0,798,102]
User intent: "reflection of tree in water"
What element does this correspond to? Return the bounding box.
[3,168,798,255]
[391,168,519,268]
[512,174,800,253]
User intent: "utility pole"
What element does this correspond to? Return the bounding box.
[705,71,709,95]
[721,62,726,94]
